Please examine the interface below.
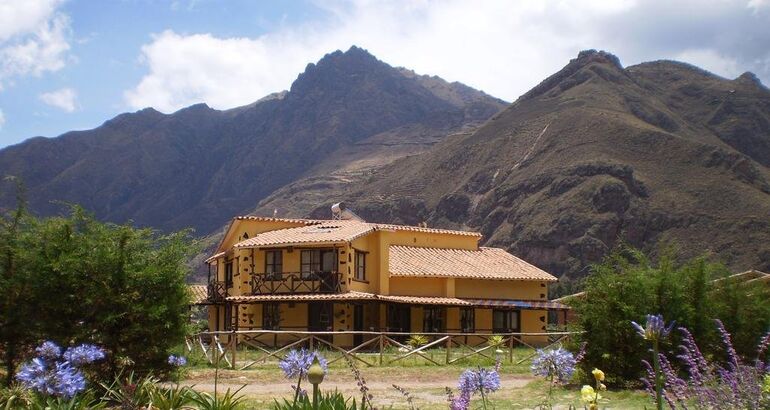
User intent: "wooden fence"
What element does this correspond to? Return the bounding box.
[185,330,580,370]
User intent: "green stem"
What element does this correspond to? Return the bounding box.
[293,374,303,407]
[313,383,319,410]
[481,388,488,410]
[547,374,554,409]
[653,339,663,410]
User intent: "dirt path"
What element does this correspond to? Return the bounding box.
[181,373,536,406]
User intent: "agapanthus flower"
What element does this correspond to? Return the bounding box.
[167,354,187,367]
[631,314,675,341]
[16,358,86,398]
[36,341,62,360]
[530,347,577,382]
[458,367,501,395]
[279,349,327,380]
[63,344,105,366]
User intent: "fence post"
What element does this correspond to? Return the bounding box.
[231,330,237,369]
[508,333,514,364]
[445,335,452,364]
[379,334,384,366]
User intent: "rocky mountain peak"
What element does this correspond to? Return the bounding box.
[736,71,765,88]
[517,49,627,102]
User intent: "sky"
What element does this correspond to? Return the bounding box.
[0,0,769,148]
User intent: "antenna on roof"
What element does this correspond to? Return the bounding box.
[273,208,278,217]
[331,202,365,222]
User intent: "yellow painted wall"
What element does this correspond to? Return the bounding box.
[390,277,446,297]
[454,280,547,300]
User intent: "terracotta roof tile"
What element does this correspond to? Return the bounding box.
[227,291,375,303]
[233,220,375,248]
[204,251,225,264]
[389,246,557,281]
[188,285,209,305]
[235,216,321,224]
[378,295,471,306]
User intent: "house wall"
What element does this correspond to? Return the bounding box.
[454,279,547,300]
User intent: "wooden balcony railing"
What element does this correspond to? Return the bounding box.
[250,271,342,294]
[208,281,228,301]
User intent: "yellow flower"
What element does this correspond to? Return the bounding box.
[599,382,607,391]
[581,385,595,403]
[592,368,605,381]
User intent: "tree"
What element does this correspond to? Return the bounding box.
[0,196,197,384]
[0,180,40,386]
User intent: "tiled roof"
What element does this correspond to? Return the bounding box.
[235,216,321,224]
[233,220,376,248]
[464,298,570,310]
[204,251,225,264]
[378,295,471,306]
[188,285,209,305]
[389,246,557,281]
[226,292,569,310]
[227,291,376,303]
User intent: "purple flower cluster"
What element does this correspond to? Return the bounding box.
[631,314,675,341]
[279,349,328,380]
[63,344,106,366]
[449,366,501,410]
[167,354,187,367]
[16,341,104,398]
[639,320,770,409]
[530,347,577,383]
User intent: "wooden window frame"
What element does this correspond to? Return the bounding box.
[224,261,233,288]
[355,251,366,281]
[264,250,283,280]
[262,303,280,330]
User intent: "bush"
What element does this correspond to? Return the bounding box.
[0,196,197,383]
[572,246,770,383]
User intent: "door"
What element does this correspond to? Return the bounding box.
[308,302,333,342]
[353,304,364,346]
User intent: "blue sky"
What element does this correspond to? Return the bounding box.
[1,0,769,148]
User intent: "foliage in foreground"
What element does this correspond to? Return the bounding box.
[572,246,770,383]
[0,186,197,384]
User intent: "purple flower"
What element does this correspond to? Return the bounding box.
[530,347,577,382]
[279,349,327,380]
[63,344,105,366]
[458,367,501,395]
[631,314,675,341]
[36,341,62,360]
[16,358,86,398]
[167,354,187,367]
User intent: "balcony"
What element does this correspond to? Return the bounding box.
[208,281,228,302]
[250,271,342,294]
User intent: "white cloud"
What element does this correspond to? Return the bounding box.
[125,0,770,112]
[0,108,5,130]
[39,87,77,112]
[0,0,71,88]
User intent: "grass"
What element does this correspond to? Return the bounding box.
[178,346,652,409]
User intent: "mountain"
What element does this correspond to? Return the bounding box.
[0,46,505,234]
[247,50,770,278]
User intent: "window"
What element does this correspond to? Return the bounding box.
[263,303,280,330]
[355,251,366,281]
[460,308,475,333]
[423,306,446,333]
[224,262,233,288]
[265,250,282,280]
[493,309,520,333]
[301,249,336,278]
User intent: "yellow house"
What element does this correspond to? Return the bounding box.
[203,211,567,347]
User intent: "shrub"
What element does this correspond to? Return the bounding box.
[272,390,357,410]
[572,246,770,383]
[0,199,197,383]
